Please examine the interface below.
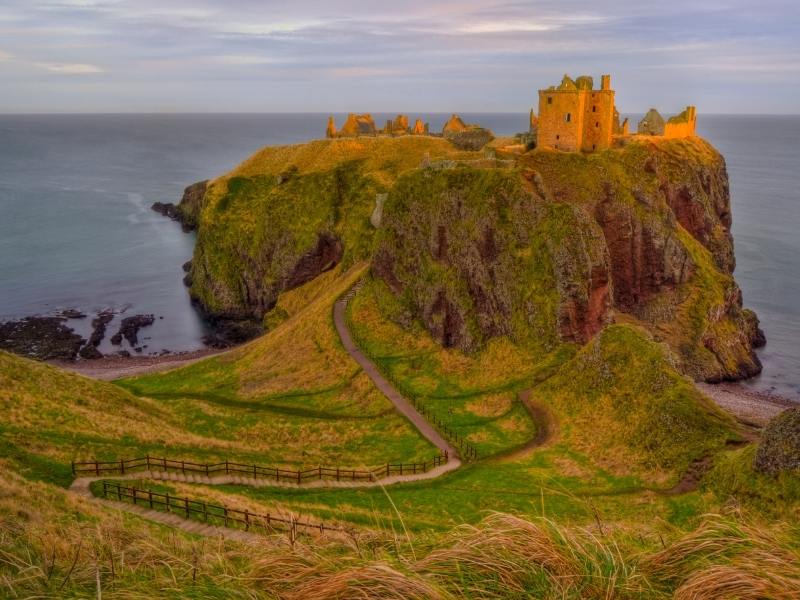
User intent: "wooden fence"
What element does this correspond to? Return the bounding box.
[100,481,341,536]
[73,453,448,483]
[405,398,479,461]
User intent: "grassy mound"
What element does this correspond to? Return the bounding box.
[536,325,737,475]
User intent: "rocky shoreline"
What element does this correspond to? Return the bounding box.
[0,308,162,361]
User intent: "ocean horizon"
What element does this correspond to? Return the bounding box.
[1,113,797,400]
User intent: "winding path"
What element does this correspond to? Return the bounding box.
[333,284,461,463]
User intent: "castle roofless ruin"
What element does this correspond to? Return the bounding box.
[324,73,697,153]
[535,74,696,152]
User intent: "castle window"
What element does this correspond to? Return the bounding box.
[556,134,560,140]
[565,113,571,122]
[596,122,600,128]
[592,144,596,150]
[592,106,596,112]
[547,97,553,104]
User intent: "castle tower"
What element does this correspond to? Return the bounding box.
[536,73,615,152]
[326,115,337,138]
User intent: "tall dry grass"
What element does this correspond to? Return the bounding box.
[641,513,800,600]
[3,463,798,600]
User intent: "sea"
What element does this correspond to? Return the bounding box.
[0,113,797,400]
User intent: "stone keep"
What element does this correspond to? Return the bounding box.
[537,74,616,152]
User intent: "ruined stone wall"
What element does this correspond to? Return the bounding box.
[580,89,615,151]
[537,90,586,151]
[664,106,697,139]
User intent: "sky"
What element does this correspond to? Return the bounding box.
[1,0,799,113]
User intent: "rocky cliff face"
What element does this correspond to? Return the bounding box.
[186,135,762,382]
[373,168,613,352]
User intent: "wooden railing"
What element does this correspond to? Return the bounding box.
[406,397,479,461]
[100,481,341,536]
[72,453,448,483]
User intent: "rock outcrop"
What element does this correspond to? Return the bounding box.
[754,408,800,475]
[151,180,208,232]
[0,316,85,360]
[185,135,761,382]
[110,314,155,347]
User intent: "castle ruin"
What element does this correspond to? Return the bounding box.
[534,74,697,152]
[326,113,431,138]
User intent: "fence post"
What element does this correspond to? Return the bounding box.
[336,467,340,482]
[181,460,185,475]
[253,464,257,479]
[319,466,322,480]
[203,502,208,522]
[145,454,150,471]
[95,460,100,476]
[184,497,190,518]
[163,457,167,472]
[132,487,137,505]
[386,463,389,478]
[71,461,75,476]
[244,510,250,531]
[149,489,153,509]
[297,469,301,485]
[102,481,108,498]
[165,492,170,512]
[117,484,122,501]
[223,507,228,527]
[225,460,229,475]
[206,463,209,477]
[120,458,125,475]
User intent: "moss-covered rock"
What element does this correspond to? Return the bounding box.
[535,324,736,473]
[755,407,800,475]
[372,166,611,352]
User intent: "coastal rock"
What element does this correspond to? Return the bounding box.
[78,311,114,359]
[754,407,800,475]
[110,314,155,346]
[150,180,208,232]
[0,316,85,360]
[78,345,103,360]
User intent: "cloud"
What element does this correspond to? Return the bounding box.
[455,14,607,34]
[211,54,284,66]
[35,62,104,73]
